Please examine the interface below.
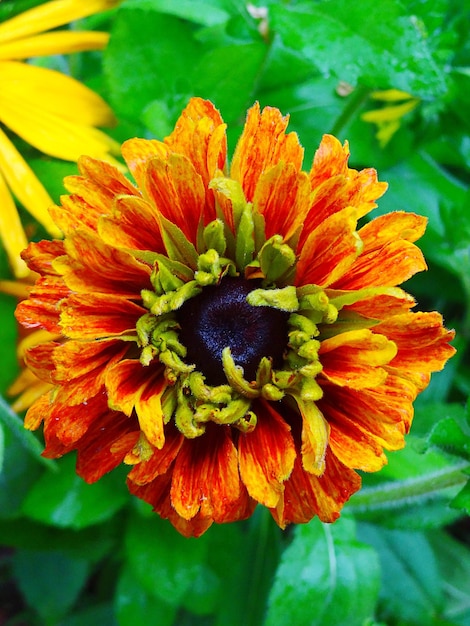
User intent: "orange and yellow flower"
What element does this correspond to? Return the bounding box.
[16,98,455,537]
[0,0,119,278]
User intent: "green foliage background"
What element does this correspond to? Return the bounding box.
[1,0,470,624]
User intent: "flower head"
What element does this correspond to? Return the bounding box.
[0,0,119,277]
[16,98,455,537]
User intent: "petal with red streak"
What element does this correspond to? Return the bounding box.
[53,228,151,297]
[231,103,304,202]
[15,277,70,332]
[296,207,362,287]
[106,359,167,449]
[272,449,361,528]
[59,293,146,339]
[319,329,397,389]
[98,195,165,253]
[170,425,245,523]
[144,154,206,245]
[238,400,296,508]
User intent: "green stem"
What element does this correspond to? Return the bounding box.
[347,461,469,513]
[330,84,371,137]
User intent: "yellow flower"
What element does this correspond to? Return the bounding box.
[361,89,420,147]
[0,0,120,278]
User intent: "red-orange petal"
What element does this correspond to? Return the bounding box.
[272,448,361,528]
[21,239,65,276]
[253,164,311,242]
[231,102,304,202]
[143,153,206,245]
[106,359,166,449]
[295,207,362,287]
[15,276,70,332]
[54,228,151,297]
[98,195,165,253]
[319,329,397,389]
[238,400,296,508]
[170,425,245,523]
[59,293,146,339]
[75,408,140,483]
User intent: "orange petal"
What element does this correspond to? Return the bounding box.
[23,341,59,383]
[272,448,361,527]
[319,329,397,389]
[143,154,206,245]
[128,424,184,485]
[319,374,414,461]
[24,392,52,431]
[15,277,70,332]
[128,470,216,538]
[75,409,140,483]
[106,359,166,449]
[170,425,244,522]
[59,293,146,339]
[253,163,311,242]
[306,135,387,233]
[122,138,169,191]
[48,391,111,446]
[21,239,65,276]
[295,207,362,287]
[359,211,427,252]
[52,338,127,383]
[231,102,304,202]
[377,311,456,391]
[164,97,227,209]
[238,400,296,508]
[295,397,329,476]
[98,195,165,253]
[53,229,151,297]
[334,239,427,290]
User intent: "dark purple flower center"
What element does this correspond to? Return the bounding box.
[176,277,289,385]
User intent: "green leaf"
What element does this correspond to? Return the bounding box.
[21,455,129,529]
[347,435,469,529]
[104,8,202,122]
[270,0,447,98]
[451,481,470,515]
[57,603,118,626]
[0,426,42,519]
[13,549,90,624]
[193,42,267,124]
[115,565,176,626]
[0,394,55,470]
[265,516,380,626]
[428,530,470,624]
[0,517,118,561]
[359,524,447,624]
[121,0,231,26]
[124,511,209,607]
[0,294,19,396]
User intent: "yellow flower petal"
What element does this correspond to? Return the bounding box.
[0,126,60,236]
[0,61,115,127]
[0,0,118,45]
[0,31,109,60]
[0,168,29,277]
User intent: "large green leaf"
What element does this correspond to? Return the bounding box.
[13,549,90,624]
[270,0,447,98]
[124,510,209,607]
[21,455,129,529]
[115,565,176,626]
[265,516,380,626]
[359,524,444,624]
[104,8,202,124]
